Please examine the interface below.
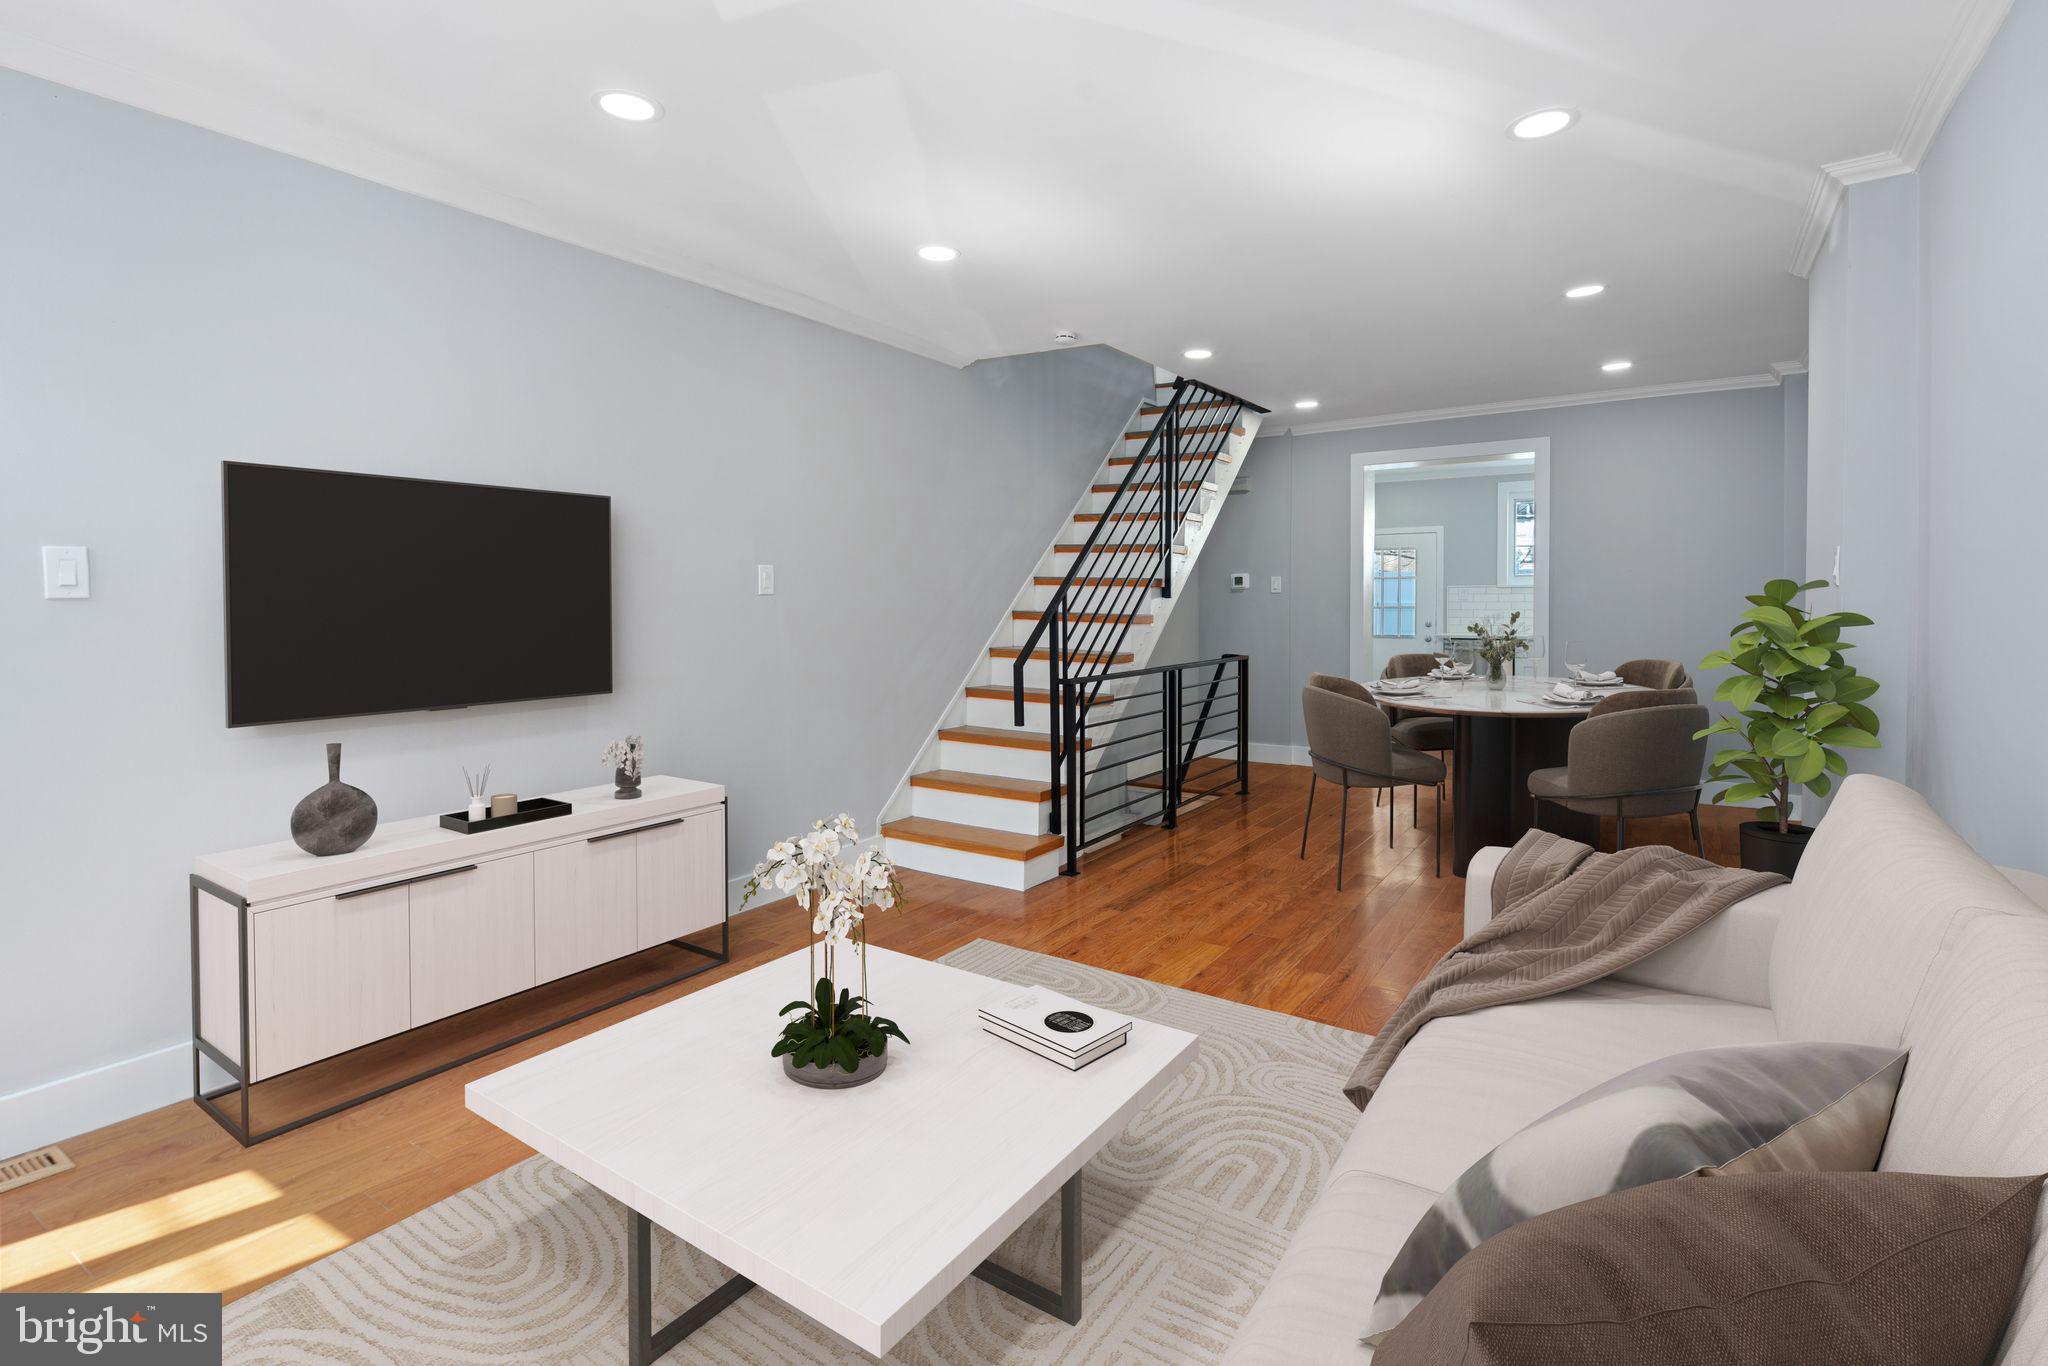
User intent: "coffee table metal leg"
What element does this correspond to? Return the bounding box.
[971,1169,1083,1325]
[627,1208,754,1365]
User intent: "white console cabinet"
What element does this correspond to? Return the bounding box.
[191,775,726,1143]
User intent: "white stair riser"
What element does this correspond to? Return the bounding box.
[936,738,1058,781]
[1027,585,1166,612]
[884,837,1063,891]
[991,655,1145,689]
[961,696,1127,729]
[1082,487,1214,515]
[1007,615,1156,648]
[1042,547,1187,577]
[908,785,1051,835]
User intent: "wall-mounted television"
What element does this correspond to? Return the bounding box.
[223,462,612,727]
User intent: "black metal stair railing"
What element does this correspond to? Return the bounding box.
[1054,655,1249,874]
[1010,374,1267,858]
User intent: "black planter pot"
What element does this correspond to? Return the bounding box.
[1739,821,1815,877]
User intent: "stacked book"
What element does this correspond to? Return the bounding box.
[980,987,1133,1070]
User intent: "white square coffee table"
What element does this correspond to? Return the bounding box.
[466,945,1198,1360]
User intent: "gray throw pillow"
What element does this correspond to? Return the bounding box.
[1373,1171,2044,1366]
[1364,1040,1907,1344]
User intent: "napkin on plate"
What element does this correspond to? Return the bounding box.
[1374,676,1425,694]
[1547,682,1599,704]
[1568,666,1622,685]
[1429,664,1473,679]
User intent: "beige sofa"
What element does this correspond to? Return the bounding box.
[1223,775,2048,1364]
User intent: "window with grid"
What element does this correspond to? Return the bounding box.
[1371,547,1418,637]
[1498,480,1536,586]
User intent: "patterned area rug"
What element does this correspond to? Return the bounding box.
[224,940,1369,1364]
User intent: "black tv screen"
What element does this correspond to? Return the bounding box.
[223,463,611,726]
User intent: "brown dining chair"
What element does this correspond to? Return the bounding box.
[1526,703,1710,853]
[1379,653,1453,820]
[1300,683,1446,885]
[1614,659,1692,690]
[1307,671,1374,704]
[1588,686,1697,718]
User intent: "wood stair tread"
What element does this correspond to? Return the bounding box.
[988,646,1134,664]
[1124,425,1244,440]
[882,817,1062,862]
[1138,401,1236,416]
[1009,610,1152,624]
[1034,575,1161,587]
[1075,511,1198,523]
[1091,481,1209,493]
[964,685,1119,706]
[1108,452,1233,467]
[909,769,1063,801]
[939,724,1092,751]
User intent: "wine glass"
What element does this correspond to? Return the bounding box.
[1563,639,1585,683]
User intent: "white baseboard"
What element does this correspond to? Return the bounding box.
[0,1042,189,1159]
[1248,743,1308,766]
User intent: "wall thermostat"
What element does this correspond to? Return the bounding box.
[1230,572,1249,591]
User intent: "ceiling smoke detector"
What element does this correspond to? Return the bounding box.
[1053,331,1080,346]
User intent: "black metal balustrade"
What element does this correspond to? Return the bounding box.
[1052,655,1249,874]
[1010,375,1267,870]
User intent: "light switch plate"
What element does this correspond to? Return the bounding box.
[1269,575,1284,593]
[756,564,775,595]
[42,546,89,599]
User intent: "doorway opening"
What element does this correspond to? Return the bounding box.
[1349,438,1551,684]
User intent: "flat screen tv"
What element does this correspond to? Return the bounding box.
[223,462,611,726]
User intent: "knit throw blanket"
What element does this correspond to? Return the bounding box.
[1342,830,1785,1110]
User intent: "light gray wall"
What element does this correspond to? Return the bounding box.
[1804,175,1924,793]
[1781,373,1808,581]
[1197,385,1799,750]
[1806,0,2048,867]
[0,70,1150,1146]
[1375,473,1528,587]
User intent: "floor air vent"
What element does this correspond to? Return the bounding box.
[0,1145,74,1193]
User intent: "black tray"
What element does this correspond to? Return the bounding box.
[440,797,574,834]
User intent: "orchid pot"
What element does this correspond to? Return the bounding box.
[744,816,910,1088]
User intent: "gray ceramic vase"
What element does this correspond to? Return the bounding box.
[783,1049,888,1089]
[291,742,378,856]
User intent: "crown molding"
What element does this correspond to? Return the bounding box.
[1788,0,2012,277]
[0,29,980,370]
[1283,373,1784,438]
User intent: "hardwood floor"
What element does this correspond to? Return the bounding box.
[0,763,1749,1305]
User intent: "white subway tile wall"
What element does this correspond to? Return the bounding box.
[1446,584,1533,627]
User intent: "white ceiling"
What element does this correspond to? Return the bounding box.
[0,0,2005,426]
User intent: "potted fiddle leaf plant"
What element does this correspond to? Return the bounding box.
[1695,578,1880,875]
[742,816,909,1088]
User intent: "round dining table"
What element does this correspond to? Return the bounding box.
[1369,673,1646,876]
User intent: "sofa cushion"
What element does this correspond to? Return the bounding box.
[1373,1170,2046,1366]
[1364,1041,1907,1343]
[1771,775,2040,1047]
[1880,912,2048,1363]
[1341,980,1777,1194]
[1220,1170,1435,1366]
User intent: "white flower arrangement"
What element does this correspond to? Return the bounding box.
[743,815,909,1072]
[601,735,644,780]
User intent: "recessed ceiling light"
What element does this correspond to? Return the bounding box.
[595,91,663,122]
[1183,348,1213,361]
[1509,108,1576,140]
[1564,283,1606,299]
[1294,399,1320,410]
[1601,359,1634,373]
[916,244,959,263]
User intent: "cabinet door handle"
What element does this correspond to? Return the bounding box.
[588,817,683,845]
[337,864,477,900]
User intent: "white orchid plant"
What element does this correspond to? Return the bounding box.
[742,815,909,1074]
[600,735,644,782]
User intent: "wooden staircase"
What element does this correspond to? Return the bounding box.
[878,372,1264,889]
